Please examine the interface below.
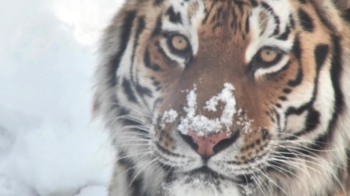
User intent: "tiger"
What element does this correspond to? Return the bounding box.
[93,0,350,195]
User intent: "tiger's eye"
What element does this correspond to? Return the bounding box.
[259,48,278,63]
[171,35,188,51]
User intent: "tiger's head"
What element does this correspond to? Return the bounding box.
[94,0,350,195]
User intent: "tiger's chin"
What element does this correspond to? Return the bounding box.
[162,168,251,196]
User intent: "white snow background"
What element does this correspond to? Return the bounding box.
[0,0,125,195]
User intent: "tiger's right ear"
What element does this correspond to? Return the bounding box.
[333,0,350,11]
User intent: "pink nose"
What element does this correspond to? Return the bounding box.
[185,130,236,157]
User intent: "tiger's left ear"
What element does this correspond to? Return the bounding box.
[333,0,350,11]
[309,0,349,35]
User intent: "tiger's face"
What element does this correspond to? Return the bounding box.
[95,0,350,195]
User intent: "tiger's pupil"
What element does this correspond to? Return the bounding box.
[172,35,188,51]
[260,48,277,63]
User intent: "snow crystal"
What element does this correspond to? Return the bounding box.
[179,116,222,136]
[178,83,236,136]
[160,109,179,129]
[162,110,178,124]
[205,83,236,126]
[186,86,198,119]
[160,83,254,136]
[236,109,254,133]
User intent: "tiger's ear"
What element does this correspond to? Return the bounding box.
[333,0,350,11]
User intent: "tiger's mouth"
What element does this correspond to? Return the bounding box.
[181,167,223,185]
[183,166,255,185]
[161,165,259,196]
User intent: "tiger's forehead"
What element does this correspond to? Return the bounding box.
[163,0,294,18]
[157,0,295,56]
[160,0,295,33]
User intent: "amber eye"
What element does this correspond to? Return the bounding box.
[171,35,189,51]
[259,48,278,63]
[249,47,284,72]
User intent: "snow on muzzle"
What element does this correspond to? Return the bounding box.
[160,83,249,157]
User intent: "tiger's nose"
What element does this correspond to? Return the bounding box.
[180,130,240,157]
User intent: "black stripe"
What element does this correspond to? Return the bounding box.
[152,80,160,86]
[285,102,311,117]
[118,115,149,196]
[298,9,314,32]
[110,11,137,86]
[117,150,146,196]
[274,109,281,133]
[262,129,269,141]
[292,35,302,59]
[154,0,164,6]
[130,16,154,109]
[210,6,224,25]
[135,17,146,40]
[285,40,324,130]
[230,8,237,32]
[287,37,342,142]
[294,107,320,136]
[288,37,303,87]
[250,0,258,7]
[125,121,149,140]
[234,1,243,16]
[118,149,130,165]
[267,148,297,176]
[144,49,161,71]
[122,78,138,103]
[156,143,184,157]
[166,6,183,24]
[288,66,303,87]
[343,8,350,23]
[119,107,150,139]
[289,14,295,29]
[286,93,317,137]
[277,26,291,40]
[261,2,280,36]
[314,44,329,70]
[152,15,163,37]
[143,49,152,69]
[295,45,328,136]
[311,36,344,151]
[136,84,153,98]
[245,16,250,33]
[128,164,144,196]
[119,107,130,118]
[202,2,217,24]
[130,16,146,83]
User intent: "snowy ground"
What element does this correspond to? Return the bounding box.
[0,0,124,195]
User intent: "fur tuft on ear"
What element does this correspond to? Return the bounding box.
[333,0,350,11]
